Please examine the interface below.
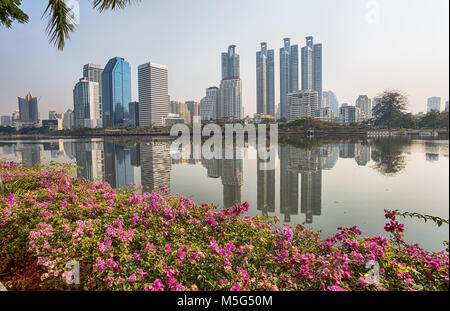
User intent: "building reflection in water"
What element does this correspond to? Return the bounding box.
[199,143,243,208]
[140,141,171,193]
[75,141,104,181]
[257,148,275,215]
[279,145,299,222]
[16,143,41,167]
[221,147,243,208]
[1,137,428,226]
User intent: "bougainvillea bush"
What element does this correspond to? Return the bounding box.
[0,161,448,291]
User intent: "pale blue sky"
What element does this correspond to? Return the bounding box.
[0,0,448,116]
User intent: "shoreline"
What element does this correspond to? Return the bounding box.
[0,128,448,141]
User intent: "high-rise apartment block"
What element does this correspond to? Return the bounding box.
[256,42,275,116]
[356,95,372,120]
[287,90,319,121]
[170,101,190,124]
[301,36,323,107]
[220,45,242,119]
[200,87,219,121]
[280,38,299,120]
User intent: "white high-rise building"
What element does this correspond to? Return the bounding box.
[287,90,319,121]
[200,86,219,121]
[356,95,372,120]
[73,78,102,128]
[427,97,441,112]
[138,62,169,127]
[219,45,242,119]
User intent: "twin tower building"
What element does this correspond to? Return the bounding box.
[73,36,322,128]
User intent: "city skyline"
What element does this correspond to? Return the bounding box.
[0,0,448,117]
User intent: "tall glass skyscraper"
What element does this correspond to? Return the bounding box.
[220,45,242,119]
[280,38,299,120]
[256,42,275,116]
[301,36,323,107]
[102,57,131,127]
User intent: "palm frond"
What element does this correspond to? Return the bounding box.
[0,0,29,28]
[91,0,141,12]
[42,0,76,51]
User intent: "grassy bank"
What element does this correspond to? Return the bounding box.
[0,162,448,291]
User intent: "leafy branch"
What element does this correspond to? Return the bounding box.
[397,211,449,227]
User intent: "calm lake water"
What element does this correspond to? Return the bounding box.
[0,136,448,251]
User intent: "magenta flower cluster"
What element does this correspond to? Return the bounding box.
[0,162,448,291]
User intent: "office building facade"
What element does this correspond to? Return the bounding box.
[102,57,131,127]
[73,78,102,128]
[138,62,169,127]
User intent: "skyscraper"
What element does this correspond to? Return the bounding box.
[73,78,102,128]
[186,101,200,124]
[18,92,39,125]
[256,42,275,116]
[138,62,169,127]
[280,38,299,120]
[356,95,372,120]
[83,64,104,104]
[102,57,131,127]
[220,45,242,119]
[302,36,322,108]
[301,36,323,108]
[427,97,441,112]
[322,90,339,117]
[200,86,219,121]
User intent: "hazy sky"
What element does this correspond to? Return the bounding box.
[0,0,448,117]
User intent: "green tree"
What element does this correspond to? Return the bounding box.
[397,112,417,129]
[0,0,140,50]
[420,110,441,130]
[372,90,408,129]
